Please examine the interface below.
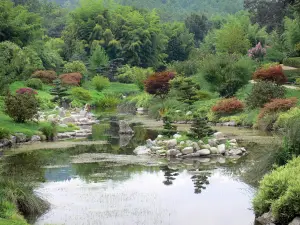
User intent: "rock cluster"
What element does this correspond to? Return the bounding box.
[133,132,247,158]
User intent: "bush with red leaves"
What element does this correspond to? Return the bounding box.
[259,98,297,119]
[59,73,83,86]
[253,65,287,85]
[212,97,244,115]
[144,71,176,98]
[32,70,57,84]
[16,88,37,95]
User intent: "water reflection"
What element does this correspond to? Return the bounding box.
[160,165,179,186]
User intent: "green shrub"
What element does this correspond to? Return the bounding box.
[129,92,153,108]
[4,92,39,123]
[63,60,87,74]
[201,54,255,97]
[253,157,300,224]
[170,60,200,77]
[95,95,120,109]
[25,78,43,90]
[37,97,55,110]
[117,65,153,90]
[70,87,92,102]
[246,81,286,109]
[92,75,110,91]
[296,78,300,85]
[283,57,300,68]
[0,128,10,139]
[283,69,300,83]
[285,116,300,157]
[39,122,57,141]
[264,47,286,63]
[274,107,300,129]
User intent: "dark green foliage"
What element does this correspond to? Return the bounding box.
[188,115,214,139]
[170,59,200,77]
[285,116,300,157]
[201,54,255,97]
[171,76,201,105]
[284,69,300,82]
[246,81,286,109]
[161,116,177,137]
[185,13,209,44]
[4,92,39,123]
[283,57,300,68]
[0,128,10,139]
[39,122,57,141]
[25,78,43,90]
[50,79,69,106]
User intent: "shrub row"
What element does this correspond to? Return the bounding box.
[283,57,300,68]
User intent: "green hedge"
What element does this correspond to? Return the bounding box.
[283,69,300,83]
[253,157,300,224]
[283,57,300,68]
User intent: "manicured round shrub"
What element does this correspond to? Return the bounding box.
[92,75,110,91]
[59,73,82,86]
[32,70,57,84]
[246,81,286,109]
[63,61,87,74]
[212,97,244,115]
[70,87,91,102]
[16,88,37,95]
[253,65,287,85]
[4,92,39,123]
[25,78,43,90]
[0,128,10,139]
[258,98,297,119]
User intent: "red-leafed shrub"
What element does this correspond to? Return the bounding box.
[253,65,287,85]
[212,97,244,115]
[59,73,83,86]
[259,98,297,119]
[32,70,57,84]
[144,71,176,98]
[16,88,37,95]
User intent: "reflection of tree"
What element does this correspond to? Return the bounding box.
[160,165,179,186]
[191,173,210,194]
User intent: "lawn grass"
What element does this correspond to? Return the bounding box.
[9,81,52,100]
[0,218,28,225]
[286,88,300,106]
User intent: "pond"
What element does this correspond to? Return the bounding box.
[2,116,274,225]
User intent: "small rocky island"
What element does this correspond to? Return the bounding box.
[134,131,247,158]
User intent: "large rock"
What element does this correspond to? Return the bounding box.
[146,139,155,148]
[201,144,211,149]
[15,133,27,143]
[197,149,211,156]
[0,139,12,148]
[119,120,134,134]
[181,147,194,155]
[182,152,201,158]
[62,117,76,124]
[218,144,226,154]
[167,149,180,157]
[210,147,218,154]
[289,217,300,225]
[256,212,275,225]
[217,138,227,144]
[191,142,201,151]
[31,135,41,142]
[228,148,243,156]
[165,139,177,149]
[151,146,164,152]
[59,108,66,117]
[208,139,218,147]
[133,146,151,155]
[213,132,225,139]
[119,134,133,147]
[173,133,182,139]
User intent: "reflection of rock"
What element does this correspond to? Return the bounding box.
[119,134,133,147]
[119,120,134,134]
[160,165,179,186]
[191,173,210,194]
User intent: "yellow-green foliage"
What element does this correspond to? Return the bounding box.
[70,87,92,102]
[129,92,153,108]
[253,157,300,224]
[92,75,110,91]
[274,107,300,129]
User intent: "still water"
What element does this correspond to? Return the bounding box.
[3,120,264,225]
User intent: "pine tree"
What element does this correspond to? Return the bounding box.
[161,115,177,137]
[50,79,69,106]
[188,114,214,139]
